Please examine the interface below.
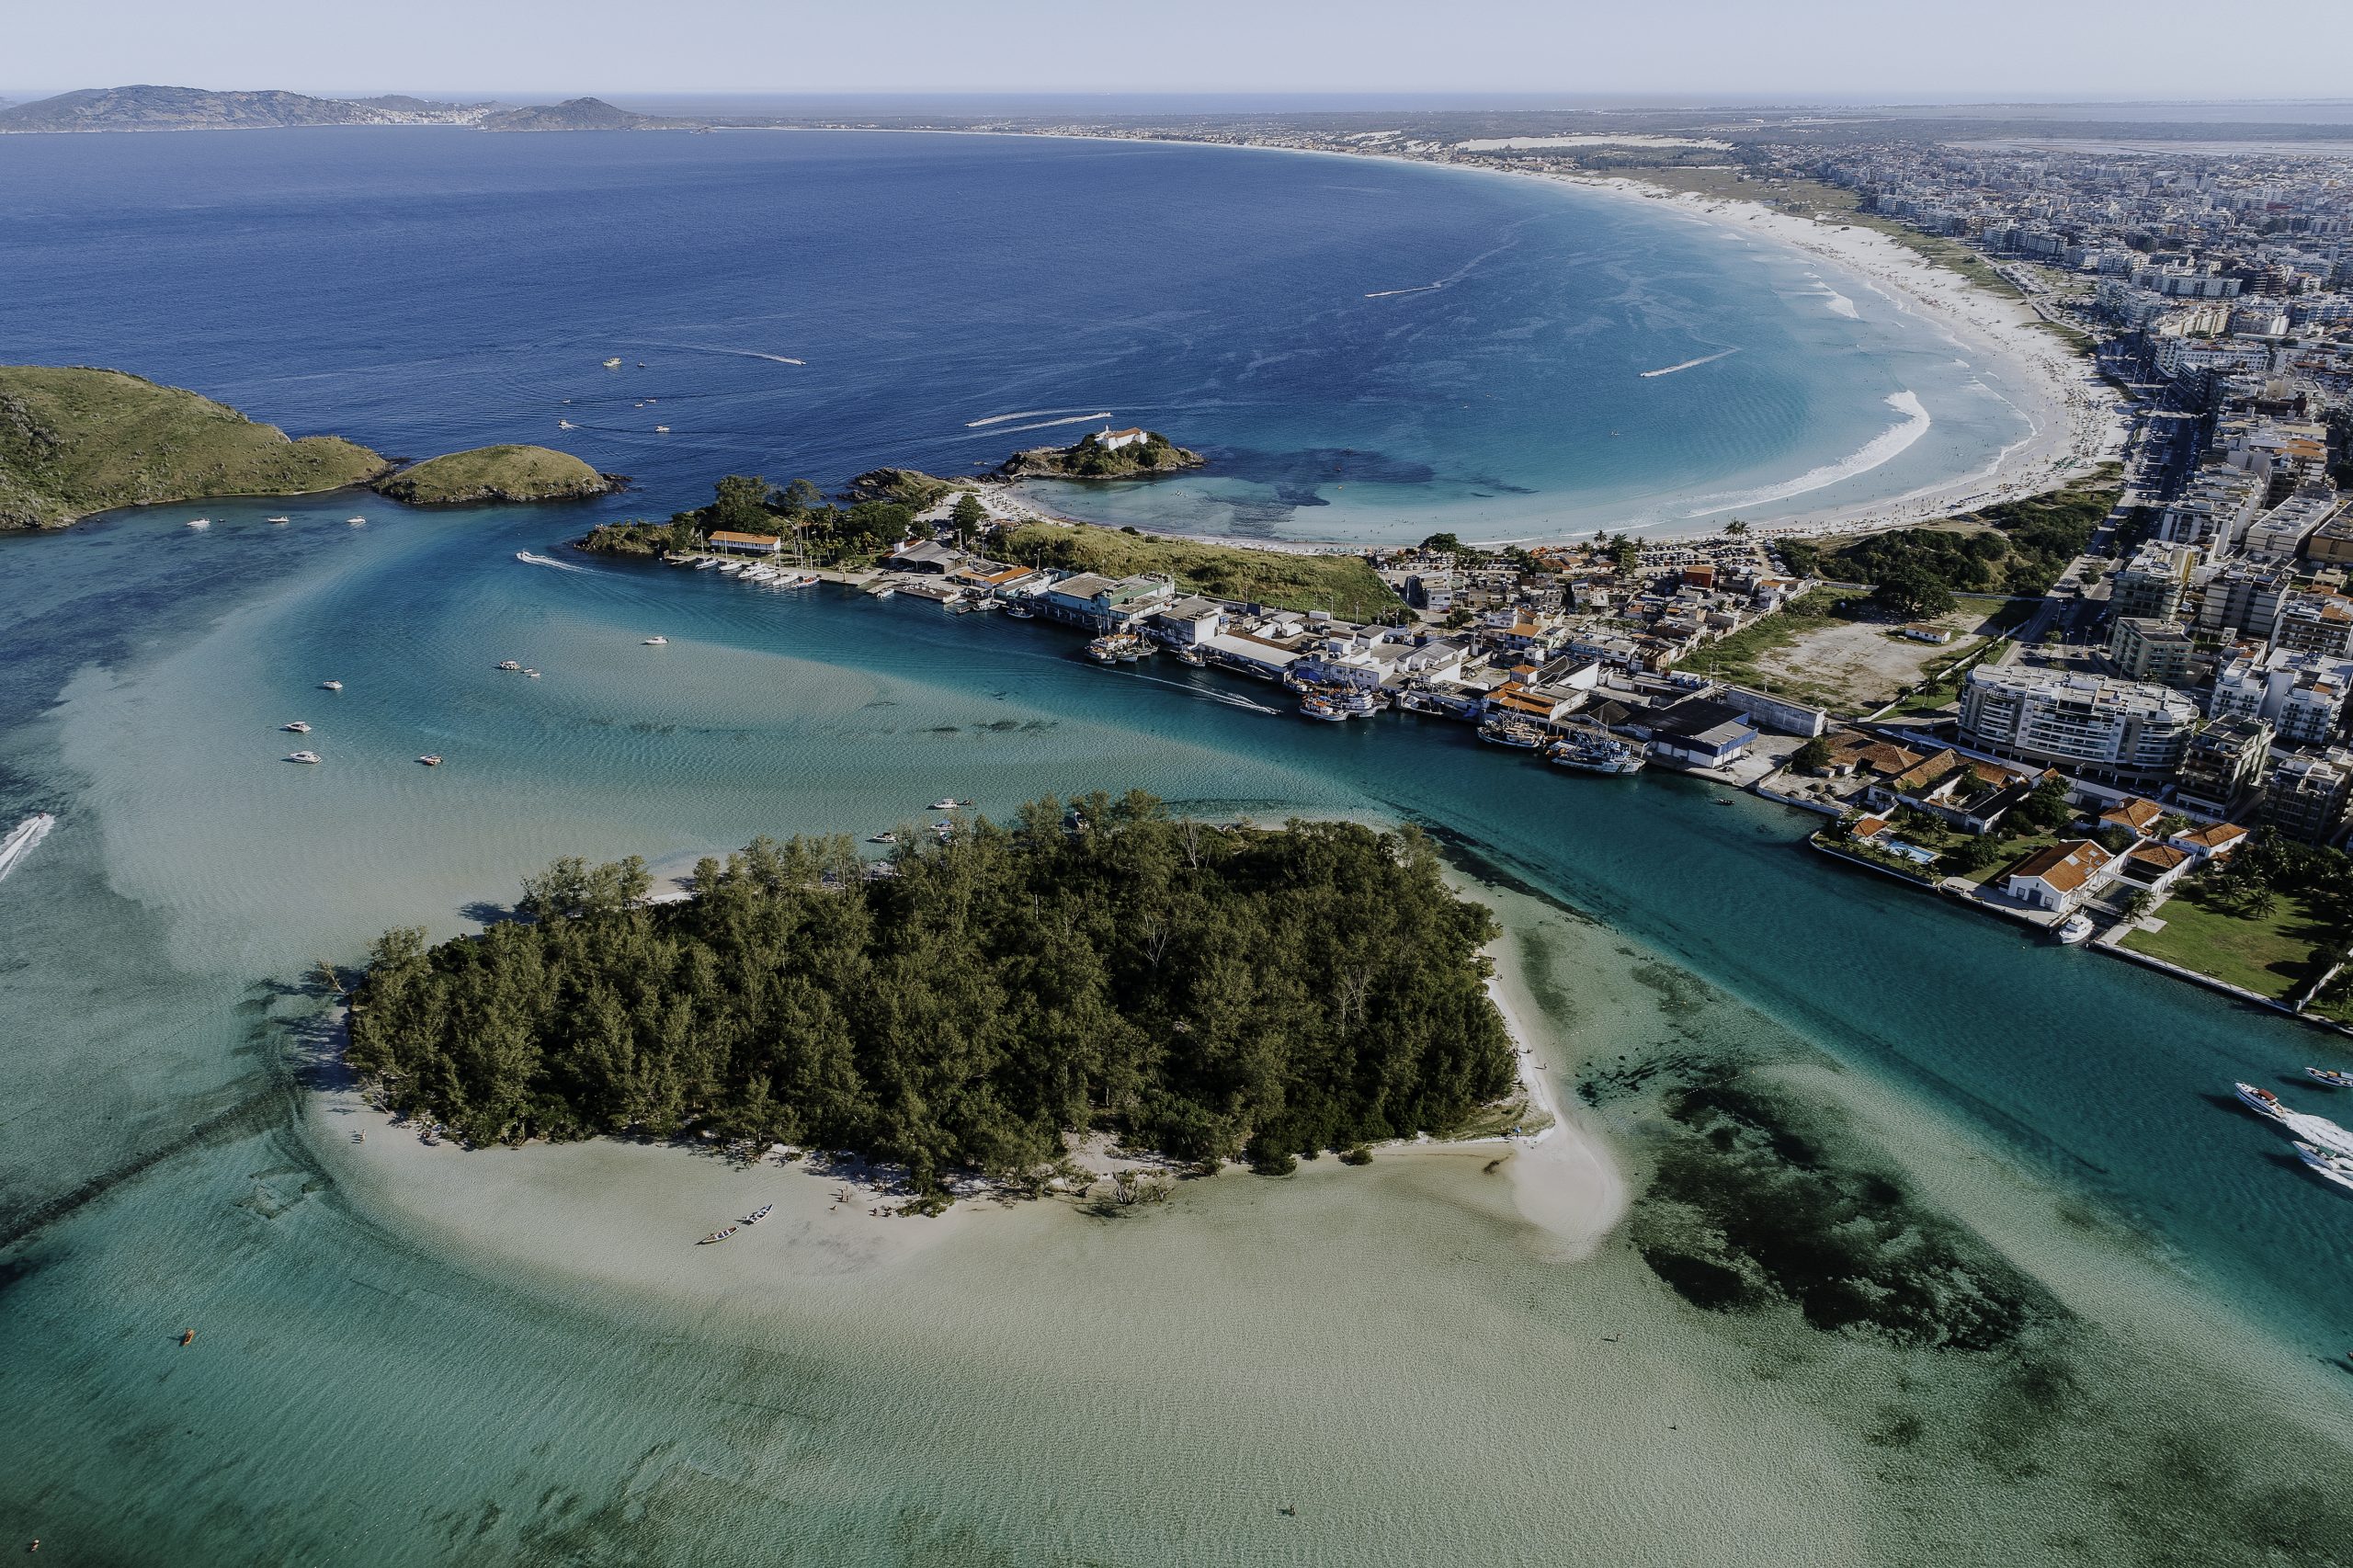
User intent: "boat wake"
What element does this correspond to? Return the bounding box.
[1677,391,1931,519]
[963,408,1101,428]
[1115,670,1279,714]
[959,413,1114,440]
[661,343,805,366]
[1639,347,1740,379]
[1364,282,1443,299]
[0,812,56,884]
[515,551,592,574]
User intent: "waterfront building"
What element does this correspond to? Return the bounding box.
[1095,426,1149,452]
[1148,596,1225,647]
[2106,618,2197,685]
[2115,842,2195,894]
[2166,820,2251,861]
[1958,667,2201,781]
[890,539,968,573]
[707,529,784,555]
[1637,698,1759,769]
[2174,716,2275,818]
[2000,839,2116,913]
[2097,796,2165,839]
[1036,572,1174,631]
[2260,747,2353,845]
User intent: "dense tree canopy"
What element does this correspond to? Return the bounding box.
[347,795,1517,1190]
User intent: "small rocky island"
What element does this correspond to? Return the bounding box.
[370,444,621,506]
[997,427,1203,481]
[0,365,387,529]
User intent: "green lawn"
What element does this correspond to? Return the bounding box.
[997,518,1400,619]
[2120,891,2336,1000]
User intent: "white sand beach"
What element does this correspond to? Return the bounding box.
[310,870,1629,1301]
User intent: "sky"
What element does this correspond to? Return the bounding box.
[7,0,2353,103]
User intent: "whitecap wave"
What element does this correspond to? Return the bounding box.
[1678,392,1931,519]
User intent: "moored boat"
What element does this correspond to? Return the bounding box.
[285,751,322,765]
[1477,716,1547,749]
[1546,732,1647,776]
[416,755,442,767]
[2056,913,2096,945]
[320,680,343,691]
[1299,694,1349,722]
[743,1203,774,1224]
[281,722,312,733]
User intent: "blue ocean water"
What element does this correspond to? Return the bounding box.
[0,127,2027,542]
[1,131,2348,1565]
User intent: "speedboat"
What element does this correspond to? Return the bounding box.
[2306,1067,2353,1090]
[496,660,523,671]
[347,516,366,526]
[654,426,670,434]
[867,832,898,845]
[2235,1082,2291,1123]
[603,357,623,369]
[642,636,668,646]
[742,1203,773,1224]
[557,419,575,430]
[185,517,210,528]
[697,1225,736,1244]
[2291,1142,2353,1196]
[320,680,344,691]
[2056,913,2096,945]
[285,751,322,765]
[281,722,312,733]
[266,516,290,524]
[416,755,442,767]
[930,800,961,812]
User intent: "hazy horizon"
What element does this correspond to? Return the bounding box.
[8,0,2353,102]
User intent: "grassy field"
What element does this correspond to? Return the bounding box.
[2121,890,2336,1001]
[1680,586,1855,698]
[373,444,609,505]
[0,364,385,528]
[997,519,1400,619]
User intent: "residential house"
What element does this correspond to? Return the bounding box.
[2001,839,2117,912]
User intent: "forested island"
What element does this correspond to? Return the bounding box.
[371,444,620,505]
[347,794,1518,1192]
[999,428,1203,480]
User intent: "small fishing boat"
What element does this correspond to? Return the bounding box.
[281,721,312,733]
[697,1225,737,1244]
[742,1203,774,1225]
[285,751,322,765]
[642,635,668,646]
[416,755,442,767]
[1300,695,1349,722]
[1004,601,1034,619]
[496,660,523,671]
[1172,644,1205,665]
[558,419,575,430]
[179,1330,196,1346]
[2307,1067,2353,1090]
[1477,716,1547,749]
[185,517,210,529]
[320,680,344,691]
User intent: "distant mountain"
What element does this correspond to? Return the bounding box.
[478,97,672,132]
[0,85,677,134]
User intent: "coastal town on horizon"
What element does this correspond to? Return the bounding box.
[13,11,2353,1562]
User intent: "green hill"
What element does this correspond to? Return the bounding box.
[0,366,387,530]
[999,518,1401,619]
[372,445,616,505]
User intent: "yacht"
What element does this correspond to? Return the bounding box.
[285,751,323,765]
[416,755,443,767]
[496,660,523,672]
[642,636,668,646]
[2306,1067,2353,1090]
[697,1225,737,1244]
[2291,1142,2353,1195]
[185,517,210,529]
[320,680,344,691]
[2234,1083,2291,1124]
[1547,732,1647,776]
[281,722,312,733]
[2056,913,2096,946]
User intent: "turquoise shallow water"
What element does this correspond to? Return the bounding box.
[5,501,2353,1563]
[2,131,2349,1565]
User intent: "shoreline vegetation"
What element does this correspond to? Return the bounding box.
[0,365,618,528]
[347,793,1522,1200]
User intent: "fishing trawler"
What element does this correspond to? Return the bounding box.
[1478,716,1547,749]
[1546,731,1647,776]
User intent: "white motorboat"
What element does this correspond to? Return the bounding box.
[285,751,323,765]
[603,357,623,369]
[347,516,367,526]
[266,516,290,524]
[2235,1082,2291,1123]
[2291,1142,2353,1196]
[185,517,210,529]
[320,680,344,691]
[0,812,57,884]
[654,425,670,434]
[416,755,443,767]
[2056,913,2096,945]
[281,722,312,733]
[642,635,668,646]
[524,669,541,678]
[497,660,523,672]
